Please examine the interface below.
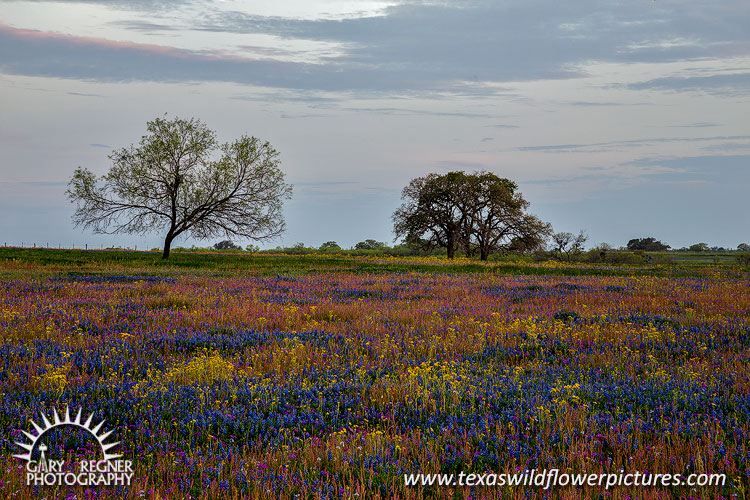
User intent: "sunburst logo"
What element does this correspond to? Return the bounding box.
[14,406,133,487]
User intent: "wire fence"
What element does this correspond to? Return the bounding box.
[2,243,144,251]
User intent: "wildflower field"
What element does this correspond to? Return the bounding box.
[1,250,748,499]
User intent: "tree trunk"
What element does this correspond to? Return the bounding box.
[446,231,456,259]
[480,247,490,261]
[162,234,173,260]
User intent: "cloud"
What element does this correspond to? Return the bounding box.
[567,101,636,107]
[629,72,750,94]
[485,124,519,129]
[279,112,330,119]
[521,152,750,209]
[67,91,105,97]
[433,160,487,171]
[517,135,750,153]
[196,0,750,77]
[1,0,748,93]
[701,141,750,152]
[340,106,494,118]
[625,153,750,178]
[0,23,327,88]
[668,122,721,128]
[5,0,196,10]
[109,20,179,32]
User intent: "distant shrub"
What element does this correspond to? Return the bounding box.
[214,240,241,250]
[355,239,387,250]
[586,249,648,265]
[283,243,316,255]
[627,237,670,251]
[553,310,580,323]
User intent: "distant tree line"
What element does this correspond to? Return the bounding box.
[66,117,748,263]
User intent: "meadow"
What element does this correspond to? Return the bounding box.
[0,249,748,499]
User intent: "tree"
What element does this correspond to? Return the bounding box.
[319,241,341,250]
[552,231,588,262]
[463,172,550,260]
[355,239,387,250]
[213,240,240,250]
[393,171,549,260]
[626,237,670,252]
[393,172,469,259]
[737,243,750,252]
[67,116,292,259]
[689,242,710,252]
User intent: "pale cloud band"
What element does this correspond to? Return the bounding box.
[1,0,749,93]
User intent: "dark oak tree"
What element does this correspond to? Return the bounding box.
[392,172,470,259]
[393,171,549,260]
[464,172,550,260]
[626,237,670,251]
[67,116,292,259]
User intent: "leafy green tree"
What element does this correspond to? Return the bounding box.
[626,237,670,251]
[689,242,710,252]
[319,241,341,250]
[213,240,240,250]
[355,239,387,250]
[393,172,469,259]
[67,116,292,259]
[393,171,549,260]
[463,172,550,260]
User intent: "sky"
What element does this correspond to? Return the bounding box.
[1,0,748,251]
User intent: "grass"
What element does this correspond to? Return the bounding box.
[0,248,748,499]
[2,248,746,280]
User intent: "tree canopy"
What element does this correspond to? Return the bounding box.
[552,231,588,262]
[67,116,292,259]
[355,239,387,250]
[319,241,341,250]
[393,171,550,260]
[626,237,670,251]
